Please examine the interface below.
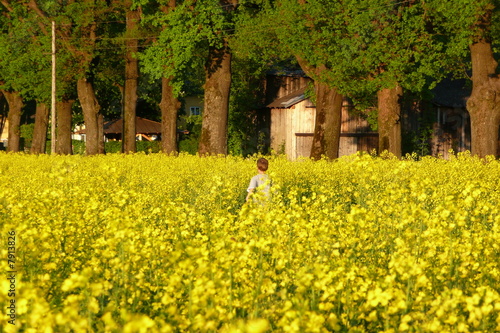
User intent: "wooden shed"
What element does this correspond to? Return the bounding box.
[267,74,378,159]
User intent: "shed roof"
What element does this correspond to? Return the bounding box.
[267,86,307,108]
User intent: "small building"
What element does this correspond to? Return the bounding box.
[266,74,378,159]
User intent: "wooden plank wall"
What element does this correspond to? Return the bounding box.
[295,135,314,159]
[338,101,378,156]
[270,108,287,154]
[291,103,315,159]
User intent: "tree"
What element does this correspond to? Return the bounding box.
[271,0,344,159]
[199,39,232,155]
[0,2,44,152]
[2,90,23,152]
[0,92,7,142]
[365,1,448,157]
[122,1,141,153]
[30,103,49,153]
[275,0,452,158]
[56,100,74,154]
[141,0,238,155]
[26,0,118,155]
[0,1,80,155]
[428,0,500,157]
[232,0,343,159]
[138,0,183,154]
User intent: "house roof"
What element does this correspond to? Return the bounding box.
[432,78,471,108]
[76,117,162,134]
[104,117,162,134]
[267,86,307,108]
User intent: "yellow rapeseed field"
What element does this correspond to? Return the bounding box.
[0,152,499,333]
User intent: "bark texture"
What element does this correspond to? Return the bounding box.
[30,102,49,154]
[160,76,181,154]
[123,6,140,153]
[98,113,104,154]
[56,100,74,155]
[467,40,500,158]
[377,85,403,157]
[77,78,102,155]
[198,46,232,155]
[2,91,23,152]
[310,81,343,160]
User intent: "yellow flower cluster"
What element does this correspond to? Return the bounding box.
[0,151,499,332]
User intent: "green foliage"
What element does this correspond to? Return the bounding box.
[136,140,161,153]
[104,140,122,153]
[407,126,434,158]
[0,3,52,101]
[20,123,35,141]
[178,115,202,154]
[178,136,198,155]
[139,0,239,96]
[72,140,86,155]
[68,140,161,154]
[268,0,455,96]
[231,0,290,64]
[228,56,269,156]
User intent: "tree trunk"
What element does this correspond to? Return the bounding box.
[294,58,343,160]
[377,85,403,157]
[98,113,105,154]
[123,7,140,153]
[310,81,343,160]
[198,45,231,155]
[77,78,102,155]
[0,93,7,142]
[2,91,23,152]
[56,100,74,155]
[160,76,181,154]
[467,40,500,158]
[30,102,50,154]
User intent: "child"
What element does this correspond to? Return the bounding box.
[246,157,271,202]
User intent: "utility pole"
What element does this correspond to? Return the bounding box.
[51,21,56,154]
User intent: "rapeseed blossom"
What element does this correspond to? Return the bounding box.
[0,152,499,332]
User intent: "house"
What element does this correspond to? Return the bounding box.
[266,73,378,159]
